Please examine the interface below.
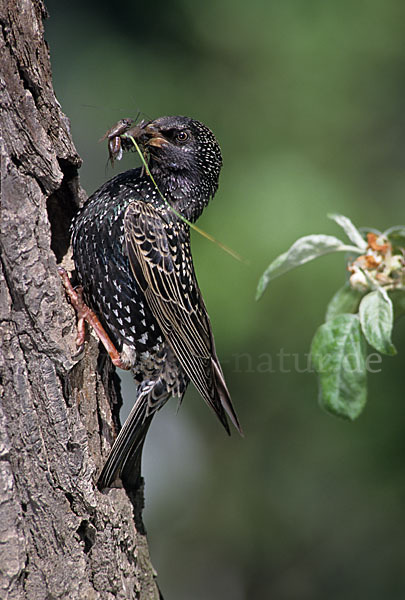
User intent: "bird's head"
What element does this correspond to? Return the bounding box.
[133,116,223,215]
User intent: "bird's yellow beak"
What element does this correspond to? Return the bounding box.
[142,124,168,148]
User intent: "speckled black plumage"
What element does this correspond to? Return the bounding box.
[71,116,241,489]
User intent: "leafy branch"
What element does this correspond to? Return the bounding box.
[257,215,405,420]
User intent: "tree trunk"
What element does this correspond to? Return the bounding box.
[0,1,160,598]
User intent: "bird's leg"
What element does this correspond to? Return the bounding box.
[58,267,131,370]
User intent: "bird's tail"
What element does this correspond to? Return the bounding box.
[97,380,166,490]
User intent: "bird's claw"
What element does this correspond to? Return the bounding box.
[72,343,85,360]
[58,266,130,370]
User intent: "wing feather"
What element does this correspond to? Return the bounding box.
[124,201,242,434]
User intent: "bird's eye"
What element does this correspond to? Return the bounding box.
[176,130,189,143]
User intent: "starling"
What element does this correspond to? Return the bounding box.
[70,116,242,489]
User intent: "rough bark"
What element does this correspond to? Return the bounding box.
[0,1,159,598]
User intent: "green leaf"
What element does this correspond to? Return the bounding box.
[311,314,367,420]
[256,234,358,300]
[359,289,397,355]
[384,225,405,251]
[325,283,366,321]
[328,214,368,250]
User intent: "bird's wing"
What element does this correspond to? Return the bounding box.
[124,200,242,434]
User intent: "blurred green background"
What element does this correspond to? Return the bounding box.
[45,1,405,598]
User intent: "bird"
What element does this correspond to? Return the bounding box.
[69,115,242,490]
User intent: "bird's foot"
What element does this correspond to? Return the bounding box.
[58,266,131,370]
